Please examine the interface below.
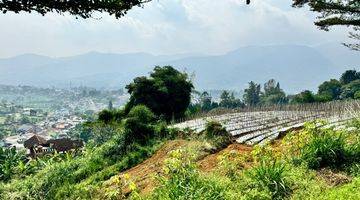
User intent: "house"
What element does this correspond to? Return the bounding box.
[23,135,49,157]
[17,124,41,134]
[47,138,83,153]
[23,135,83,158]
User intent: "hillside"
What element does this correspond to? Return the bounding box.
[1,44,358,93]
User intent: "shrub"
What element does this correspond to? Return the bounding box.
[204,121,231,149]
[123,105,157,145]
[127,105,156,124]
[300,128,347,169]
[123,117,155,145]
[248,160,291,200]
[98,109,126,124]
[149,149,227,200]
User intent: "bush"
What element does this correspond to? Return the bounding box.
[204,121,231,149]
[248,160,291,200]
[127,105,156,124]
[300,128,347,169]
[149,149,227,200]
[98,109,125,124]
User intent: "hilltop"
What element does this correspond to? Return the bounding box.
[1,44,358,93]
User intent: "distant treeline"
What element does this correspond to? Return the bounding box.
[188,69,360,114]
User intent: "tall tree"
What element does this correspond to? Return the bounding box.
[0,0,151,18]
[341,79,360,99]
[340,69,360,85]
[219,91,243,108]
[243,81,261,106]
[293,0,360,50]
[318,79,342,100]
[125,66,193,121]
[262,79,288,105]
[200,91,213,111]
[292,90,316,104]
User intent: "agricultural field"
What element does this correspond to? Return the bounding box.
[172,101,360,146]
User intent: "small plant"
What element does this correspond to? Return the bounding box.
[248,160,291,200]
[218,150,246,180]
[300,126,347,169]
[204,121,231,149]
[150,149,226,200]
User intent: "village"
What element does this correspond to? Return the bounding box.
[0,84,127,156]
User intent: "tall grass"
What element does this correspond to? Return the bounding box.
[248,160,291,200]
[149,149,227,200]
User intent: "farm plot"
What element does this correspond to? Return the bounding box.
[171,101,360,145]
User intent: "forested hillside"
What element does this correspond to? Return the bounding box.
[0,44,358,92]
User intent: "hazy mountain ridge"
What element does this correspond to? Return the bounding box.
[0,44,358,93]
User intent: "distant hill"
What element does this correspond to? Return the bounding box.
[0,44,358,93]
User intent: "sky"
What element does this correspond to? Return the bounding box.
[0,0,351,58]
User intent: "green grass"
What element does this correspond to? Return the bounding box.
[319,177,360,200]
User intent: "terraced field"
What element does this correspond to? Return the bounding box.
[172,101,360,145]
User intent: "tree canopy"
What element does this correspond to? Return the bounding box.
[293,0,360,50]
[243,81,261,106]
[0,0,151,18]
[125,66,193,121]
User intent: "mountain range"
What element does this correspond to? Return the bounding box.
[0,43,359,94]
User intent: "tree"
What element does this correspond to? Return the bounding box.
[293,0,360,50]
[341,79,360,99]
[0,0,151,19]
[219,91,243,108]
[199,91,214,111]
[243,81,261,106]
[108,100,113,110]
[0,147,25,181]
[125,66,193,121]
[292,90,316,104]
[340,69,360,85]
[124,105,156,144]
[261,79,288,105]
[318,79,342,100]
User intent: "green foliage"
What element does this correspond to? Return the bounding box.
[0,134,163,199]
[98,109,125,124]
[300,128,347,169]
[248,160,291,200]
[341,79,360,99]
[318,79,342,100]
[318,177,360,200]
[0,0,151,19]
[0,147,25,182]
[219,91,244,109]
[149,149,227,200]
[124,105,157,145]
[200,91,219,111]
[286,121,360,172]
[261,79,288,105]
[293,1,360,51]
[125,66,193,121]
[243,81,261,106]
[204,121,230,149]
[127,105,156,124]
[340,70,360,85]
[291,90,316,104]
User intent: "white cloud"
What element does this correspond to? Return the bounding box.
[0,0,349,58]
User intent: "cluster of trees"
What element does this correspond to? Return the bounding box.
[243,79,288,106]
[189,69,360,114]
[190,79,288,114]
[293,70,360,104]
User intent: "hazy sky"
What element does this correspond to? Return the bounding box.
[0,0,351,58]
